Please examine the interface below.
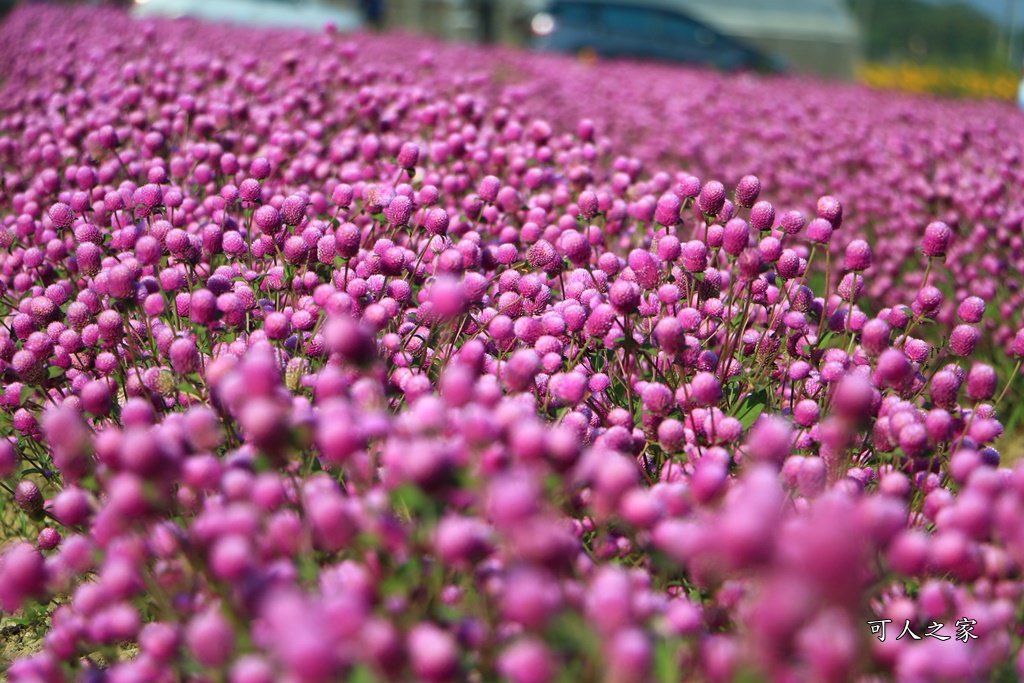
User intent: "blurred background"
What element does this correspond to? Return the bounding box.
[3,0,1024,97]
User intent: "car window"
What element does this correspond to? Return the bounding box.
[599,5,655,36]
[659,13,715,46]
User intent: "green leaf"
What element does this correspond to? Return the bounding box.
[47,366,65,379]
[733,388,768,430]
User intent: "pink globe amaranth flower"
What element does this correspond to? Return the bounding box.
[1011,328,1024,358]
[654,192,681,227]
[965,363,997,401]
[806,217,833,244]
[238,178,262,202]
[956,296,985,323]
[424,207,450,236]
[14,480,43,517]
[779,209,806,235]
[250,156,271,179]
[749,200,775,231]
[724,219,750,257]
[860,318,891,355]
[654,316,686,355]
[169,337,200,375]
[384,194,413,226]
[698,180,726,216]
[527,240,556,269]
[408,623,460,683]
[922,221,952,257]
[948,324,979,357]
[745,416,792,465]
[0,542,47,613]
[874,348,913,388]
[776,249,802,279]
[186,608,235,668]
[578,190,599,219]
[733,174,760,208]
[689,372,722,407]
[254,204,283,236]
[816,195,842,228]
[844,239,872,271]
[498,638,555,683]
[397,141,420,170]
[48,202,73,229]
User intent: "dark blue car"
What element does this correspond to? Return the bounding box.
[530,0,782,72]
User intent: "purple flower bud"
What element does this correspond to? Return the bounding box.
[698,181,726,216]
[844,239,872,271]
[948,324,979,357]
[186,609,235,668]
[816,195,842,228]
[384,195,412,226]
[749,200,775,231]
[250,157,271,179]
[806,218,833,244]
[397,142,420,169]
[922,221,952,258]
[965,363,996,401]
[254,204,283,236]
[779,209,806,235]
[654,193,681,227]
[722,219,749,257]
[733,175,760,208]
[479,175,501,203]
[15,480,43,517]
[48,202,74,229]
[578,190,599,219]
[408,623,459,683]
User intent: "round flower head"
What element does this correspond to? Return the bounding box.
[280,194,308,227]
[681,240,707,273]
[948,324,979,357]
[254,205,283,236]
[690,372,722,406]
[654,317,685,355]
[15,480,43,516]
[922,221,952,258]
[1012,328,1024,358]
[844,239,872,271]
[397,142,420,169]
[749,201,775,231]
[250,156,271,179]
[860,318,891,355]
[930,370,961,409]
[697,181,726,216]
[384,195,412,226]
[779,209,806,235]
[675,175,701,199]
[479,175,501,203]
[654,192,681,227]
[956,296,985,323]
[816,195,842,228]
[578,190,599,219]
[776,250,802,279]
[965,363,996,401]
[608,279,641,313]
[733,175,760,208]
[722,219,749,257]
[875,348,912,388]
[527,240,556,269]
[48,202,74,229]
[806,218,833,244]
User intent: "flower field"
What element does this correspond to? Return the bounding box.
[4,4,1024,682]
